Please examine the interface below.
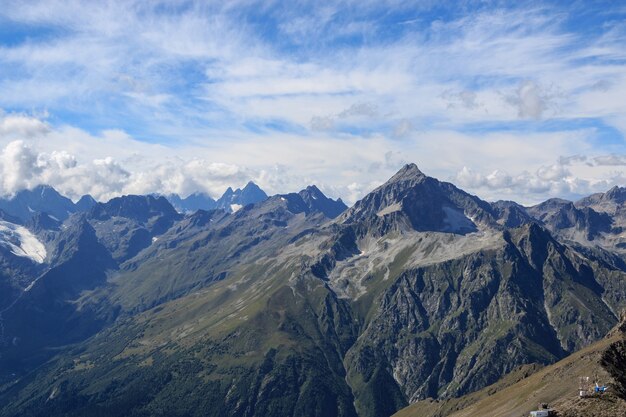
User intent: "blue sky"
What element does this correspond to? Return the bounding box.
[0,0,625,204]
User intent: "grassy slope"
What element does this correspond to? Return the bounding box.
[393,333,626,417]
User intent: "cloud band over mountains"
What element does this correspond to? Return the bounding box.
[0,111,625,205]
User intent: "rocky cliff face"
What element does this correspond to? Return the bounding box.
[344,224,619,412]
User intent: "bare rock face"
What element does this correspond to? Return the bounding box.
[339,163,496,236]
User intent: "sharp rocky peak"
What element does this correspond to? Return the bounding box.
[301,184,322,194]
[0,184,76,222]
[340,163,494,234]
[75,194,97,212]
[242,181,261,191]
[604,186,626,203]
[297,185,347,218]
[387,163,426,183]
[215,181,268,212]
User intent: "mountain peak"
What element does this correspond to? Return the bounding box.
[166,192,216,213]
[75,194,97,212]
[18,184,60,199]
[303,184,323,196]
[215,182,268,212]
[243,181,261,190]
[605,185,626,202]
[0,184,76,222]
[576,185,626,214]
[388,163,426,183]
[340,163,495,234]
[296,185,347,218]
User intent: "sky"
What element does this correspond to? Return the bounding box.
[0,0,626,205]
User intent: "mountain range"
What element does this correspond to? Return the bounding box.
[165,181,269,213]
[0,164,624,417]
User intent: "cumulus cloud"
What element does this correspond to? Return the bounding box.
[0,104,622,207]
[454,157,626,204]
[1,141,41,194]
[504,80,555,120]
[6,148,262,202]
[123,160,254,200]
[456,166,486,188]
[536,163,570,181]
[0,141,126,199]
[457,165,552,200]
[0,129,623,208]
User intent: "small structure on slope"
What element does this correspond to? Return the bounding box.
[579,375,609,398]
[529,403,557,417]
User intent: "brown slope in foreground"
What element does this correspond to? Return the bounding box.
[393,326,626,417]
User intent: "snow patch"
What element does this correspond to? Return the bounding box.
[230,204,243,212]
[47,386,60,402]
[377,202,402,217]
[24,279,38,292]
[442,206,476,233]
[0,221,47,263]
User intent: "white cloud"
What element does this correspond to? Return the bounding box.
[1,141,41,194]
[0,2,614,131]
[0,110,614,206]
[0,2,624,206]
[456,166,485,188]
[593,154,626,166]
[503,80,560,120]
[0,113,50,138]
[558,155,587,165]
[310,101,379,131]
[536,163,570,181]
[454,155,626,205]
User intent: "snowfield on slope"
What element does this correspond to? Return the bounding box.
[0,221,47,263]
